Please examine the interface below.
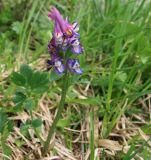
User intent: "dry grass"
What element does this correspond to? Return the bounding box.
[1,64,150,160]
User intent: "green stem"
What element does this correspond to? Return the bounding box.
[42,71,69,156]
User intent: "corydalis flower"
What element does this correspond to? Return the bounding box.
[67,59,83,74]
[48,8,79,37]
[47,58,65,74]
[48,7,83,54]
[47,7,83,74]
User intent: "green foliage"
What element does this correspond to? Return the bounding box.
[1,142,12,158]
[20,64,33,82]
[12,91,26,104]
[10,64,50,116]
[0,111,8,133]
[133,33,151,64]
[31,118,43,128]
[0,109,13,158]
[11,21,23,34]
[0,110,13,135]
[57,118,70,128]
[30,71,50,94]
[11,72,26,86]
[12,64,50,94]
[49,71,63,82]
[6,64,50,155]
[24,98,35,112]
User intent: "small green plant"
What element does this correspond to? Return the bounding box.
[11,64,49,141]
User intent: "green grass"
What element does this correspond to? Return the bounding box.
[0,0,151,159]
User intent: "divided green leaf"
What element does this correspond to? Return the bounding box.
[12,91,26,104]
[20,64,33,85]
[30,71,49,94]
[11,72,26,86]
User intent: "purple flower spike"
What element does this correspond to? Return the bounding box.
[47,7,84,74]
[67,59,83,74]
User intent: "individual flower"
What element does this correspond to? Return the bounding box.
[69,37,83,54]
[48,8,75,38]
[47,58,65,74]
[47,7,83,74]
[67,59,83,74]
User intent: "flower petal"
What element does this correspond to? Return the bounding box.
[71,45,82,54]
[54,60,65,74]
[72,21,79,32]
[73,67,83,74]
[49,7,67,32]
[54,21,64,45]
[67,59,82,74]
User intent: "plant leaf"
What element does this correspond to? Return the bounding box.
[11,72,26,86]
[20,64,33,85]
[31,118,43,128]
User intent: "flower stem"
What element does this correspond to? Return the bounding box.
[42,71,69,156]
